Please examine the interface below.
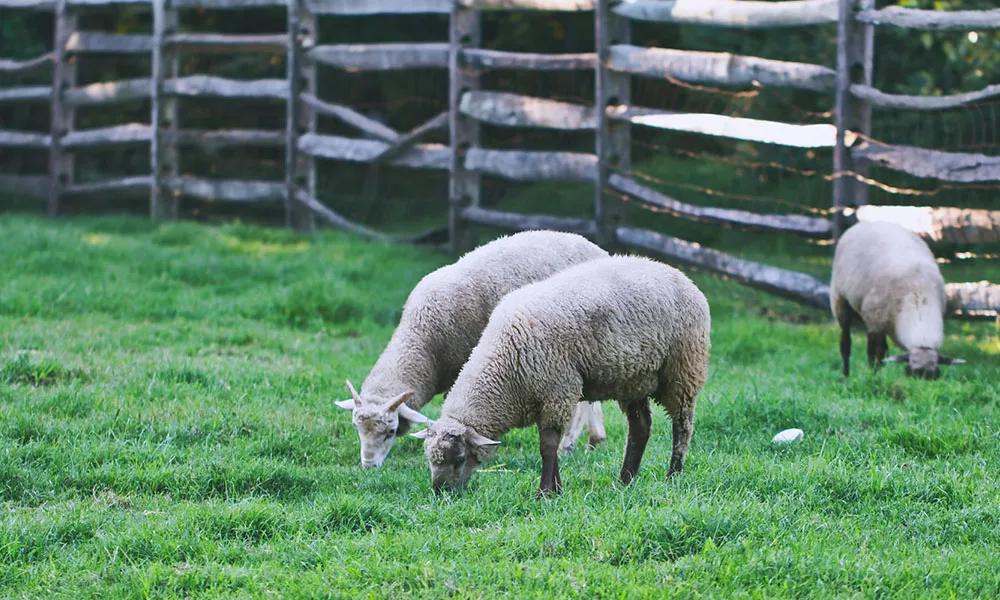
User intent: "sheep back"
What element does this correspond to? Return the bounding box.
[442,254,711,439]
[362,230,609,408]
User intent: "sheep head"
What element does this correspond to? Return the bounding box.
[335,379,428,469]
[411,417,500,494]
[885,348,966,380]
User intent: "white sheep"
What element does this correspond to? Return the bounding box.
[336,230,609,468]
[830,221,965,379]
[411,255,711,496]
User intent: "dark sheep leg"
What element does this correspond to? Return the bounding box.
[875,334,888,367]
[667,410,693,478]
[840,317,852,378]
[619,399,652,486]
[537,426,563,497]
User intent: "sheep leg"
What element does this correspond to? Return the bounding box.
[586,402,607,450]
[558,401,589,455]
[668,409,694,478]
[866,332,889,369]
[619,399,652,486]
[839,320,852,378]
[833,296,853,378]
[537,426,563,497]
[866,332,883,369]
[874,334,888,368]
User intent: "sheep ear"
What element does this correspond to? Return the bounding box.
[335,399,355,411]
[884,354,909,363]
[384,391,415,413]
[344,379,363,402]
[937,354,966,366]
[409,429,430,439]
[398,404,431,425]
[466,430,501,448]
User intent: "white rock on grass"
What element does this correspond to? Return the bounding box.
[772,428,804,444]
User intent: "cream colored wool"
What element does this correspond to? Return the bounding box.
[416,255,711,492]
[830,221,963,378]
[337,230,608,468]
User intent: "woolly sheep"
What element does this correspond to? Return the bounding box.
[830,221,965,380]
[336,230,609,469]
[411,255,711,496]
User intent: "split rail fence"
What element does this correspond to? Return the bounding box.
[1,0,999,319]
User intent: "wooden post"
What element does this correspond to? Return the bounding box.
[448,4,481,255]
[151,0,165,217]
[595,0,630,248]
[48,0,76,216]
[293,1,318,232]
[833,0,872,237]
[286,0,315,231]
[851,0,874,207]
[162,0,181,218]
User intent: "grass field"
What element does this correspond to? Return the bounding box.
[2,214,1000,598]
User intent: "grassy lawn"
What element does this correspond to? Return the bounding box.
[2,214,999,598]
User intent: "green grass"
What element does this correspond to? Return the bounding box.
[1,214,999,598]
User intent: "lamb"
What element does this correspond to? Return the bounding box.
[411,255,711,496]
[336,230,609,469]
[830,221,965,380]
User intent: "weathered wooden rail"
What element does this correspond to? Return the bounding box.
[1,0,998,318]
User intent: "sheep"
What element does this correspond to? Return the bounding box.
[336,230,609,469]
[830,221,965,380]
[411,255,711,496]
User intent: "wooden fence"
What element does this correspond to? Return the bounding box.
[1,0,999,319]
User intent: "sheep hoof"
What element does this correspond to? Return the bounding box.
[586,435,606,451]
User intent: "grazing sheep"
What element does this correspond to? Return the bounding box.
[411,255,711,496]
[830,221,965,379]
[337,230,609,469]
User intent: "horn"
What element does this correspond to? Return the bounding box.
[466,429,501,448]
[345,378,362,401]
[385,391,414,412]
[398,404,431,425]
[937,353,966,366]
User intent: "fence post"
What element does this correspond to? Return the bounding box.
[157,0,181,218]
[851,0,875,208]
[285,0,315,231]
[833,0,872,238]
[448,2,481,255]
[48,0,76,216]
[151,0,165,218]
[292,0,318,231]
[595,0,630,248]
